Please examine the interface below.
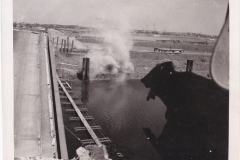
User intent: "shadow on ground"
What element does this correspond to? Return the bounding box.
[141,62,229,160]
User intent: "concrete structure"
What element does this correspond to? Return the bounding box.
[14,30,57,158]
[48,31,69,159]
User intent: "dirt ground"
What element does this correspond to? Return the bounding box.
[130,51,211,79]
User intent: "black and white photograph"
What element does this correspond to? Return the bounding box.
[1,0,240,160]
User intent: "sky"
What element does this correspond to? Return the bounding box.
[13,0,228,35]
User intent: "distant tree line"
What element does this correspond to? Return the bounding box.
[132,30,218,39]
[13,22,218,39]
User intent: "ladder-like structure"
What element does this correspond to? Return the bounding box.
[57,75,130,159]
[57,76,112,147]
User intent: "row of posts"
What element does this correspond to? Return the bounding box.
[53,37,74,53]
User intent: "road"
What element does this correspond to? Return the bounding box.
[14,30,55,157]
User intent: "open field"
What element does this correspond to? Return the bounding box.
[59,29,215,53]
[130,51,211,79]
[76,37,214,53]
[79,32,216,43]
[49,29,212,80]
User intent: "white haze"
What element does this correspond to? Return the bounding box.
[84,12,134,81]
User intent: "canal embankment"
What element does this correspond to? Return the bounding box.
[14,30,57,158]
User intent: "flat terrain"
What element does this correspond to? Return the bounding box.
[49,29,212,80]
[14,30,54,157]
[130,51,211,79]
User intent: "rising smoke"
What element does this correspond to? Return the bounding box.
[85,12,134,81]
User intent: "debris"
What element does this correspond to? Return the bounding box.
[76,147,91,160]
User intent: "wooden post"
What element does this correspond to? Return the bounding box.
[56,37,59,49]
[82,58,86,80]
[67,37,69,53]
[186,60,193,72]
[71,40,74,52]
[85,58,90,80]
[60,39,63,52]
[82,58,90,80]
[64,40,66,52]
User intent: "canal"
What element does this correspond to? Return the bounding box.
[66,79,167,160]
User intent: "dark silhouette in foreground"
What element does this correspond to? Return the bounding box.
[141,62,229,160]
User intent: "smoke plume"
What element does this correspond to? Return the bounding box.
[85,12,134,81]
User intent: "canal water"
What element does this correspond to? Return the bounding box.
[69,79,167,160]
